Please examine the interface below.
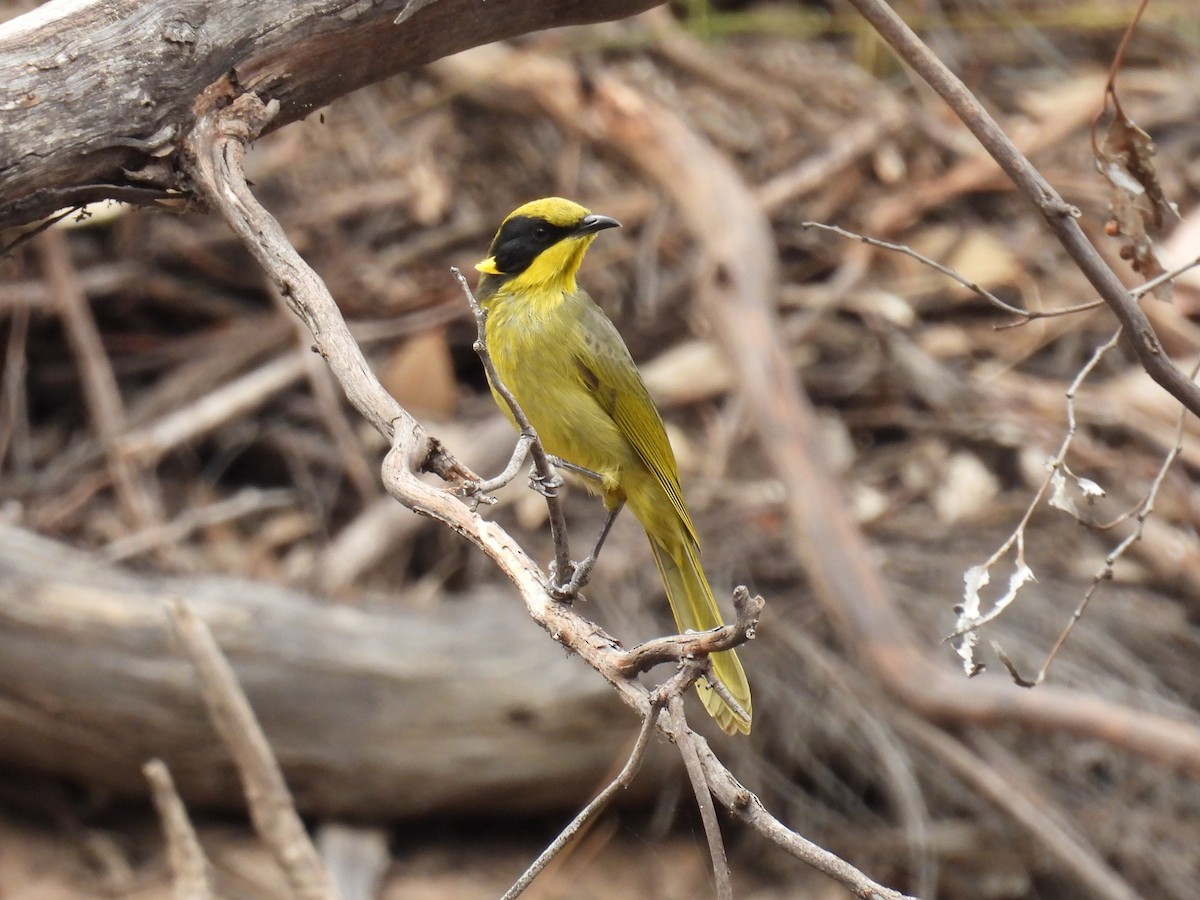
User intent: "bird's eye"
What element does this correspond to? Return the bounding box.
[532,225,550,242]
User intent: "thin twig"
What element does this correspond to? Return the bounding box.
[0,205,80,259]
[670,696,731,900]
[501,705,663,900]
[800,219,1102,323]
[616,587,764,677]
[468,432,534,502]
[1090,0,1151,144]
[845,0,1200,419]
[1131,253,1200,299]
[103,487,295,562]
[143,758,215,900]
[167,598,340,900]
[451,266,574,587]
[999,356,1197,687]
[36,228,164,531]
[947,327,1122,667]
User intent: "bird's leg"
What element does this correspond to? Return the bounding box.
[547,455,604,484]
[551,500,624,600]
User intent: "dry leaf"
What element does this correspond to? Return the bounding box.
[1096,106,1178,300]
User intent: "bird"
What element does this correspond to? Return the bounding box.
[474,197,752,735]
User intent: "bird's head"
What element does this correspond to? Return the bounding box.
[475,197,621,296]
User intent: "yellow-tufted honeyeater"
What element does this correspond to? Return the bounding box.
[474,197,752,735]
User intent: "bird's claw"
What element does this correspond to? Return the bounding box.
[549,557,595,602]
[530,467,564,499]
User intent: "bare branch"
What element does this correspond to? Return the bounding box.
[167,598,340,900]
[844,0,1200,419]
[800,219,1102,323]
[501,705,662,900]
[668,697,731,900]
[143,758,215,900]
[616,587,764,677]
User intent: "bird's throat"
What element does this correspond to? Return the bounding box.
[510,234,594,295]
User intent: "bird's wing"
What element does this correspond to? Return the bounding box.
[572,295,700,546]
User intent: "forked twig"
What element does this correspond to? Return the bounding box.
[844,0,1200,418]
[998,358,1195,687]
[671,696,731,900]
[947,327,1122,672]
[616,586,763,677]
[501,700,663,900]
[167,598,339,900]
[800,220,1097,323]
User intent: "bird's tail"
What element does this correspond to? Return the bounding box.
[648,530,752,735]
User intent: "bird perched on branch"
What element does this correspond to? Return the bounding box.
[474,197,752,735]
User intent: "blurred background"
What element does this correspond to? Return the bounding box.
[2,0,1200,897]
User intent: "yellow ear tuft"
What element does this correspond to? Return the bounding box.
[474,256,501,275]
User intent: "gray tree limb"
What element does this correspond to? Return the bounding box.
[0,0,660,231]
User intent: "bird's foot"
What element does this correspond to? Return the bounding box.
[529,466,563,499]
[549,556,596,602]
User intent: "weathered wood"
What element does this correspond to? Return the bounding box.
[0,0,661,231]
[0,521,654,818]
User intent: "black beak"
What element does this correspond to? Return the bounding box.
[576,214,621,235]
